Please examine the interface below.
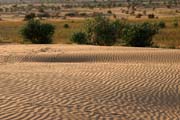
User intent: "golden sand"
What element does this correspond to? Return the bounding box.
[0,44,180,120]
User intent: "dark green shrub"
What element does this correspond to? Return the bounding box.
[173,20,178,27]
[85,15,121,46]
[71,32,87,44]
[111,19,126,39]
[122,22,158,47]
[21,19,55,44]
[63,24,69,28]
[157,21,166,28]
[24,13,36,21]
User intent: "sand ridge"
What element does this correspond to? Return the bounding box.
[0,45,180,120]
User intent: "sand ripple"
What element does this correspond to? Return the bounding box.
[0,45,180,120]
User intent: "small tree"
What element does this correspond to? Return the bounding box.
[85,15,121,46]
[21,20,55,44]
[122,22,158,47]
[71,32,87,44]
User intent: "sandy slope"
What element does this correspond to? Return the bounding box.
[0,44,180,120]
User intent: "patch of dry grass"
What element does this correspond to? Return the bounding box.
[50,20,84,44]
[0,21,23,43]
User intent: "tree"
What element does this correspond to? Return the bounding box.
[122,22,159,47]
[84,15,121,46]
[21,19,55,44]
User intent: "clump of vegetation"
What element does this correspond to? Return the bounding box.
[63,24,70,28]
[107,10,112,14]
[65,12,77,17]
[84,15,121,46]
[173,20,178,27]
[157,21,166,28]
[71,31,87,44]
[122,22,159,47]
[24,13,36,21]
[21,19,55,44]
[136,13,142,18]
[79,13,87,17]
[148,14,155,19]
[69,15,161,47]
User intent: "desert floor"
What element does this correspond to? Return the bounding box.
[0,44,180,120]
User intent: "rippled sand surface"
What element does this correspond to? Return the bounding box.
[0,44,180,120]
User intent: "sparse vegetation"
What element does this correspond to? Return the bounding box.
[0,13,180,48]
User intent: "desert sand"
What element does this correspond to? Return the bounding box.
[0,44,180,120]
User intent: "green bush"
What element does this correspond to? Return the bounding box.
[21,19,55,44]
[71,32,87,44]
[157,21,166,28]
[122,22,158,47]
[85,15,121,46]
[63,24,69,28]
[24,13,36,21]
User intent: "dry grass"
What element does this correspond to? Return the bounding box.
[0,18,180,48]
[50,20,84,44]
[0,21,22,43]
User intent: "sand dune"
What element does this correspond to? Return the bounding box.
[0,44,180,120]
